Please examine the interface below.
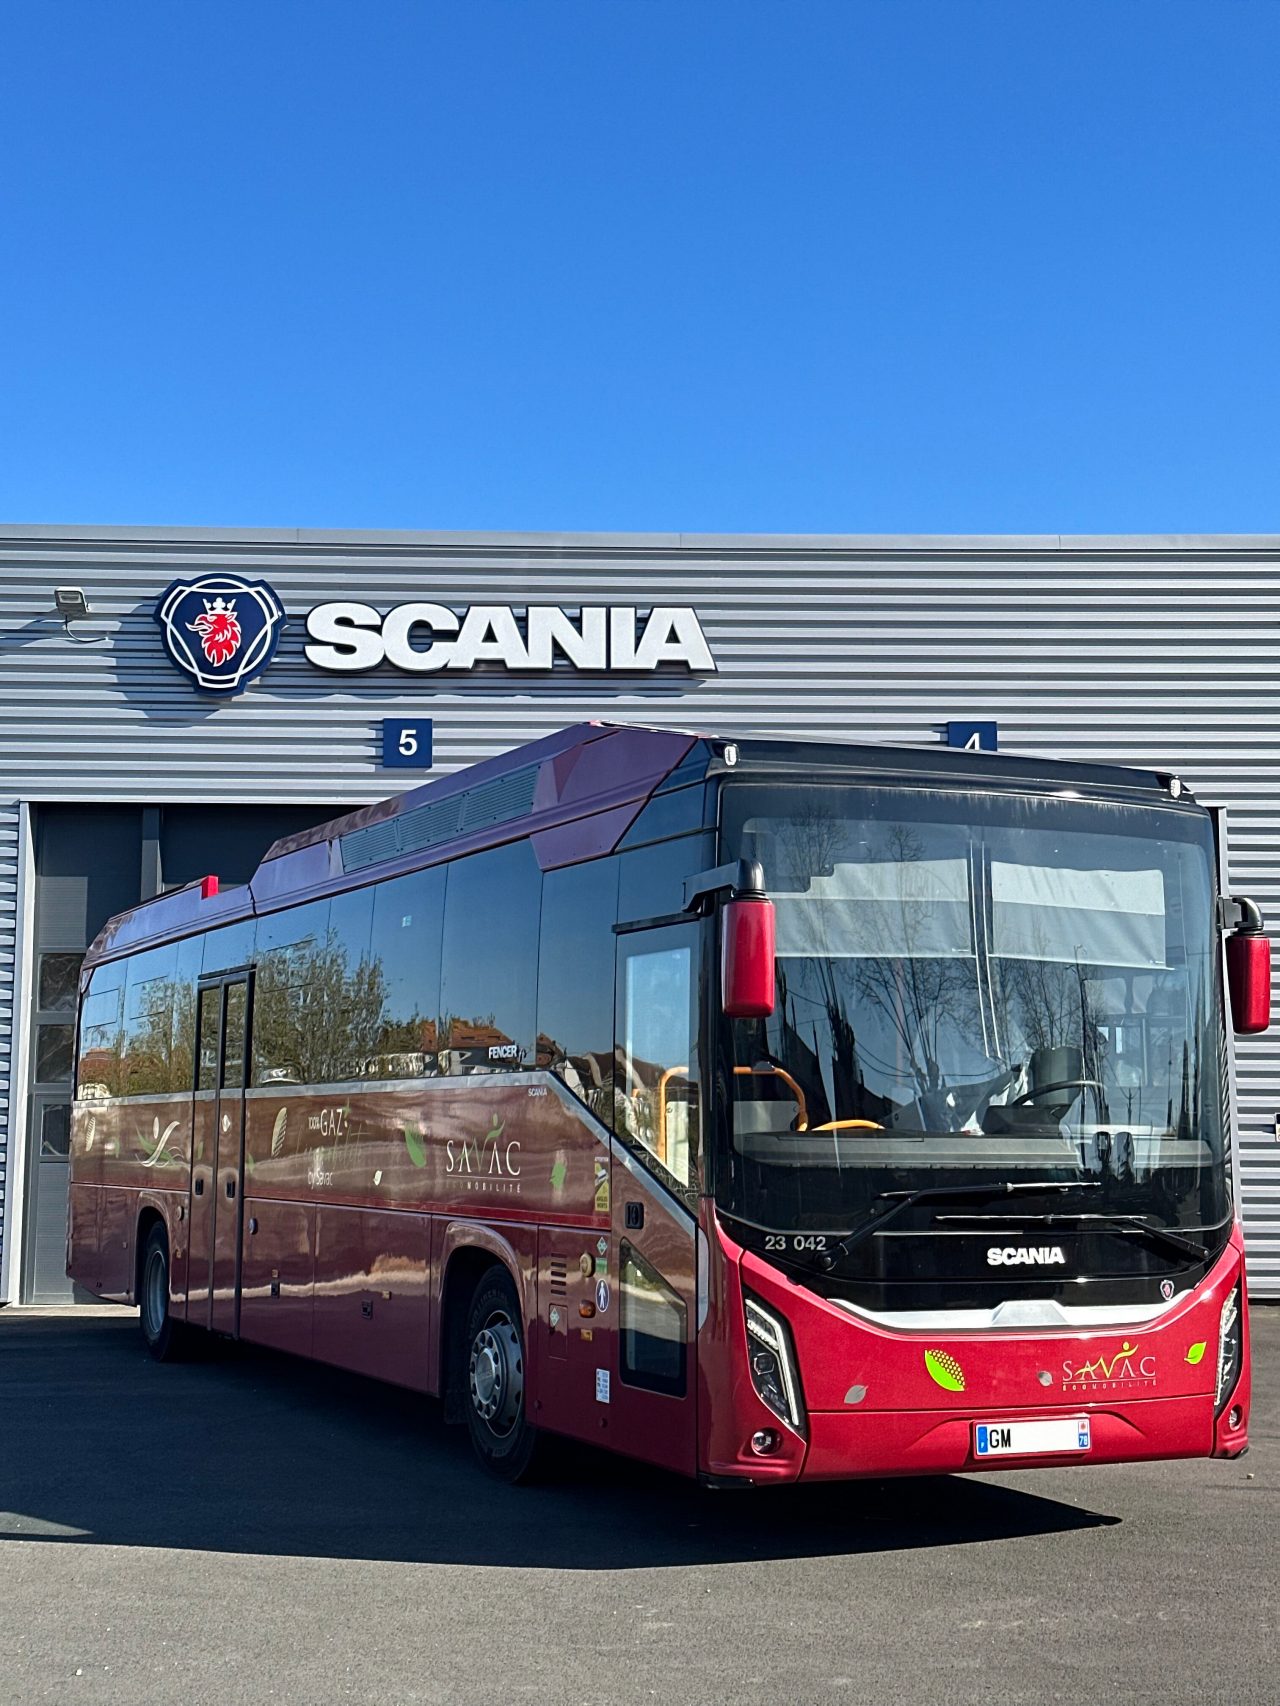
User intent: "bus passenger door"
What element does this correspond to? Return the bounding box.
[189,974,252,1336]
[609,923,701,1478]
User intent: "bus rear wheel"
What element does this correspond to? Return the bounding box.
[461,1266,540,1482]
[139,1223,184,1362]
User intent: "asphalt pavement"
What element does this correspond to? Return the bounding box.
[0,1304,1274,1706]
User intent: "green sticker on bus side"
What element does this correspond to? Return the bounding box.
[1185,1341,1207,1365]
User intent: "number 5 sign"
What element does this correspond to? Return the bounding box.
[380,718,433,770]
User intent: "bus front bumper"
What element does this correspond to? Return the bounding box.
[799,1389,1246,1481]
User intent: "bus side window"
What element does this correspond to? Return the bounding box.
[171,937,203,1092]
[223,983,247,1090]
[252,900,330,1086]
[617,932,699,1189]
[618,833,714,925]
[536,857,619,1119]
[77,968,125,1100]
[440,841,541,1074]
[197,990,221,1092]
[367,866,445,1079]
[327,884,376,1081]
[121,944,179,1096]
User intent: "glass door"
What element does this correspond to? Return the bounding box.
[608,921,702,1476]
[189,974,252,1335]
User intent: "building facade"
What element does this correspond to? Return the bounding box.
[1,525,1277,1301]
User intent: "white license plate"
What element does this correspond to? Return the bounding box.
[974,1417,1092,1457]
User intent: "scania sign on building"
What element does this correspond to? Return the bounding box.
[154,572,716,692]
[303,600,716,675]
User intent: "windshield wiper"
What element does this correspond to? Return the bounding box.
[935,1209,1206,1263]
[815,1180,1099,1273]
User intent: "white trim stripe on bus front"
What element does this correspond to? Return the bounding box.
[830,1294,1181,1332]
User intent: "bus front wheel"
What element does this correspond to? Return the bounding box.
[461,1266,540,1482]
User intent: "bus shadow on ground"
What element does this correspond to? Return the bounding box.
[1,1317,1119,1567]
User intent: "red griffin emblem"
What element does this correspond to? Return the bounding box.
[187,597,242,667]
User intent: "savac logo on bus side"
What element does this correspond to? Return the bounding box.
[446,1119,523,1196]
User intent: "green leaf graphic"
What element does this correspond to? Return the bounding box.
[1185,1341,1207,1366]
[924,1349,966,1393]
[403,1126,427,1168]
[550,1159,567,1190]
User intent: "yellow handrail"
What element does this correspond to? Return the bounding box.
[733,1063,809,1131]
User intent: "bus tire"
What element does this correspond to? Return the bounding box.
[460,1265,540,1482]
[139,1222,184,1362]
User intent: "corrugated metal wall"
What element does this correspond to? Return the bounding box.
[1,527,1277,1293]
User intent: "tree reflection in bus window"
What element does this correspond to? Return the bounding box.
[536,856,618,1121]
[619,943,697,1187]
[197,989,220,1092]
[121,944,178,1095]
[367,866,444,1079]
[222,983,247,1090]
[77,972,125,1099]
[252,901,329,1086]
[440,842,541,1074]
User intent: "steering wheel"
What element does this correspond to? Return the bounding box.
[1010,1078,1104,1107]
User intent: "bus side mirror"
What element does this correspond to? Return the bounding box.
[722,898,776,1018]
[1226,927,1271,1035]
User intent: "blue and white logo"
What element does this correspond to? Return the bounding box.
[154,574,286,695]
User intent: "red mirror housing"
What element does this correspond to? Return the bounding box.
[722,897,776,1018]
[1226,929,1271,1034]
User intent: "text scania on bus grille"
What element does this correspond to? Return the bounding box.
[303,602,716,674]
[986,1245,1067,1266]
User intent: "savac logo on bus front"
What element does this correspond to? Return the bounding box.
[1061,1339,1157,1392]
[154,574,286,695]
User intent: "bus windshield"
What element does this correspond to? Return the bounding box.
[718,783,1227,1239]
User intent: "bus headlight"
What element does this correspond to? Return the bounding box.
[744,1293,806,1435]
[1215,1285,1242,1415]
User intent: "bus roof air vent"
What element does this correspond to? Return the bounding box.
[339,764,539,874]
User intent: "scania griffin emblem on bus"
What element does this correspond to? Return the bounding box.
[154,573,286,694]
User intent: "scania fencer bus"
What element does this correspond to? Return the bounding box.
[67,723,1268,1483]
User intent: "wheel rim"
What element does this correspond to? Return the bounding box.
[468,1309,523,1438]
[143,1247,167,1341]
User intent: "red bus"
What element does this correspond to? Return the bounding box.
[68,722,1267,1483]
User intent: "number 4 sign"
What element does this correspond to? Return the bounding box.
[380,718,434,770]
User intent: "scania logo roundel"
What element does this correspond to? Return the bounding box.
[155,574,286,695]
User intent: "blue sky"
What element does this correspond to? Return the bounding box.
[1,1,1277,533]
